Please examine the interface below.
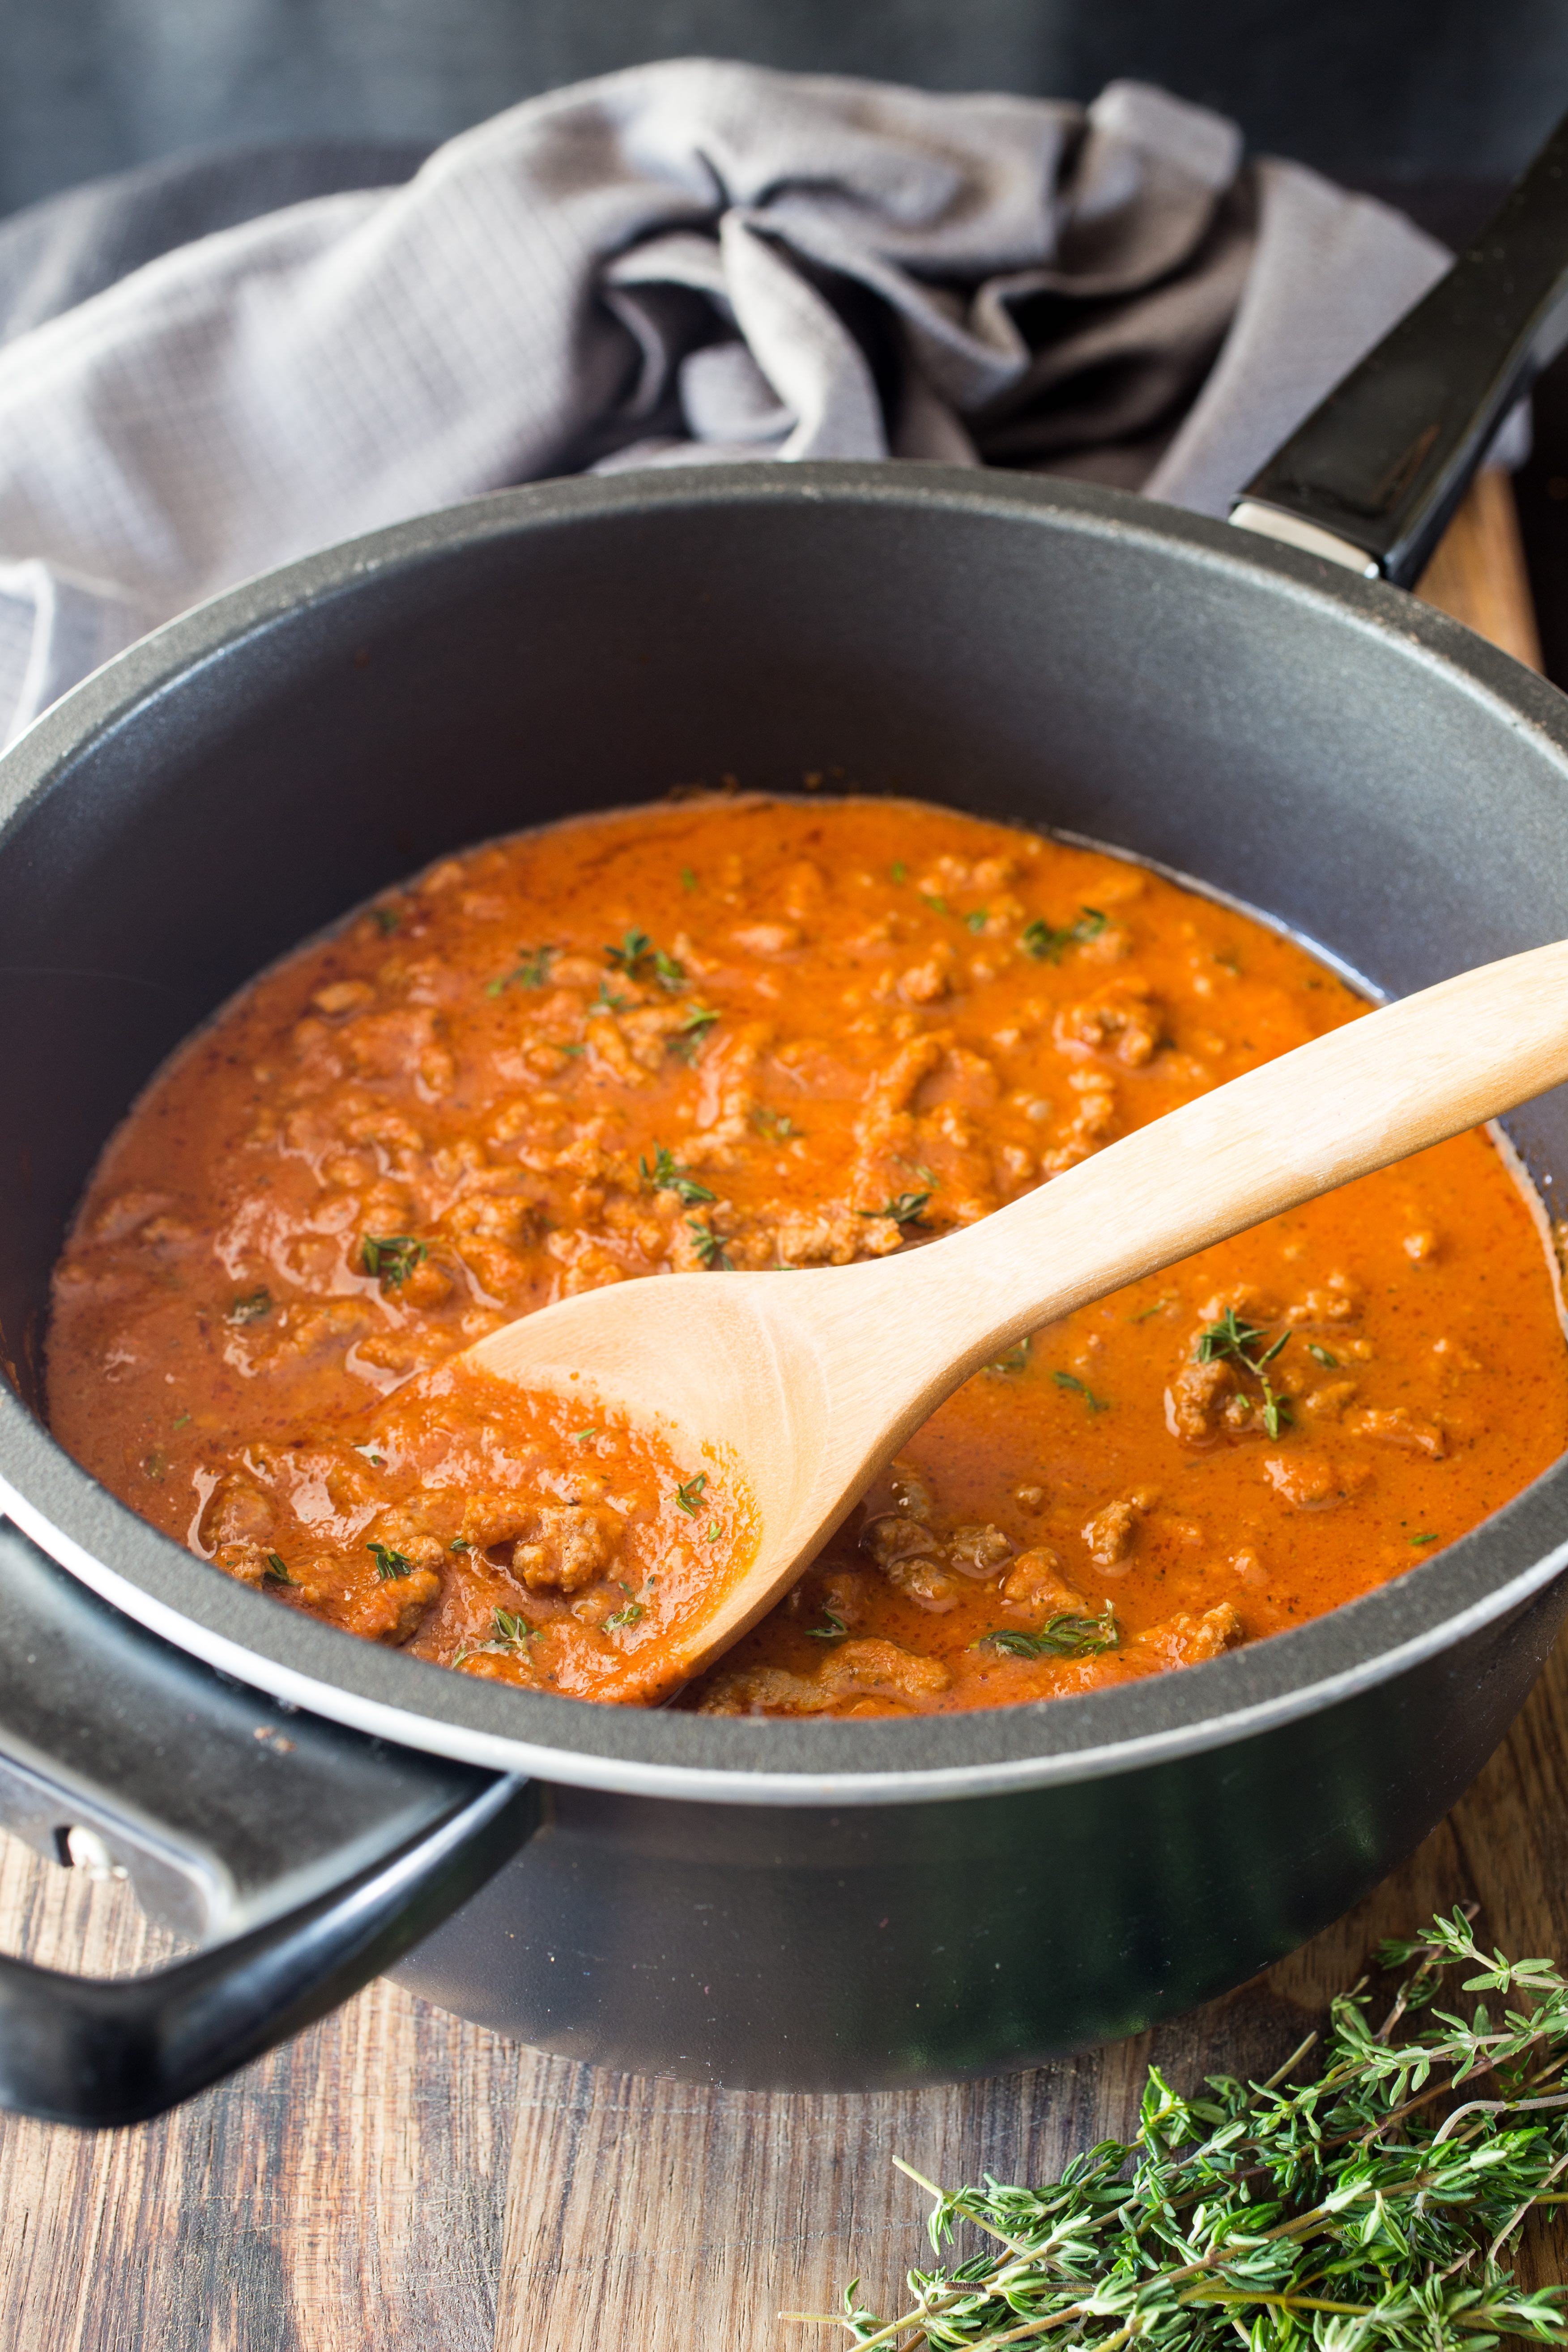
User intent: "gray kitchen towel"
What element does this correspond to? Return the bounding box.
[0,60,1474,746]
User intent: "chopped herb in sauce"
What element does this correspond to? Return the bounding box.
[639,1145,716,1204]
[890,861,908,882]
[141,1449,166,1482]
[371,905,401,936]
[226,1288,272,1325]
[454,1607,537,1664]
[752,1107,801,1142]
[361,1233,427,1287]
[986,1336,1032,1376]
[687,1219,733,1270]
[860,1191,931,1227]
[674,1473,708,1516]
[449,1537,469,1551]
[603,1595,645,1632]
[1053,1369,1109,1414]
[668,1004,720,1062]
[1196,1305,1292,1437]
[486,944,554,995]
[1020,906,1108,962]
[1409,1530,1440,1546]
[704,1522,722,1543]
[571,1426,598,1445]
[921,892,951,915]
[1308,1340,1340,1367]
[264,1551,298,1584]
[592,980,629,1012]
[805,1610,849,1641]
[975,1603,1119,1659]
[354,1442,387,1467]
[171,1411,191,1428]
[606,928,685,991]
[367,1541,413,1581]
[965,908,989,933]
[1130,1295,1178,1323]
[679,866,698,891]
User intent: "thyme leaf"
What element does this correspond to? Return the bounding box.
[361,1232,427,1287]
[639,1145,716,1205]
[453,1607,538,1665]
[860,1191,932,1227]
[486,944,554,995]
[263,1551,297,1585]
[1308,1341,1340,1368]
[603,1596,645,1632]
[753,1107,802,1142]
[1053,1368,1109,1414]
[606,928,686,990]
[805,1610,849,1641]
[1197,1306,1294,1438]
[226,1287,273,1325]
[366,1540,413,1581]
[1020,905,1108,963]
[801,1907,1568,2352]
[973,1602,1118,1659]
[668,1004,720,1062]
[687,1219,733,1270]
[674,1473,708,1517]
[986,1336,1032,1376]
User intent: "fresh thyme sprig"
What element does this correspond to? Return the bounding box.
[789,1907,1568,2352]
[366,1540,413,1581]
[1197,1306,1293,1438]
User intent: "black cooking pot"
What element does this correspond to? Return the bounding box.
[5,132,1568,2130]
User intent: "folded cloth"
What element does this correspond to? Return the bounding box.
[0,60,1472,746]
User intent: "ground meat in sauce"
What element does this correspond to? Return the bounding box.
[46,796,1568,1718]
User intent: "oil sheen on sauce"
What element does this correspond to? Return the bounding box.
[47,797,1568,1717]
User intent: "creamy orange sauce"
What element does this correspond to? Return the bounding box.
[47,797,1568,1717]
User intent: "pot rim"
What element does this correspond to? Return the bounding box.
[5,460,1568,1808]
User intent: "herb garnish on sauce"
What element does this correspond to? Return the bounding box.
[639,1145,716,1205]
[367,1541,414,1581]
[1020,905,1108,962]
[361,1233,427,1287]
[1196,1306,1293,1437]
[975,1603,1119,1659]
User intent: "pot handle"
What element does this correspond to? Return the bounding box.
[0,1517,536,2126]
[1231,108,1568,589]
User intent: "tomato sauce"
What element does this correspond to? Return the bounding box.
[47,797,1568,1717]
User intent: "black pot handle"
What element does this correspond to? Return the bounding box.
[1232,108,1568,589]
[0,1517,536,2126]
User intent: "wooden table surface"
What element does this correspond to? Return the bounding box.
[0,472,1558,2352]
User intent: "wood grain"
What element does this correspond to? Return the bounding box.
[0,468,1560,2352]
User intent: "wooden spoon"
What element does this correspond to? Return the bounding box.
[466,941,1568,1692]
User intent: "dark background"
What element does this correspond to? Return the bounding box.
[4,0,1568,680]
[2,0,1564,219]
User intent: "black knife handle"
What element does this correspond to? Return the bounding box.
[1237,110,1568,588]
[0,1519,534,2126]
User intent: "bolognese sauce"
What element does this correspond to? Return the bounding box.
[47,797,1568,1717]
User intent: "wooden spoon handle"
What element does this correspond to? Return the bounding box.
[902,939,1568,1380]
